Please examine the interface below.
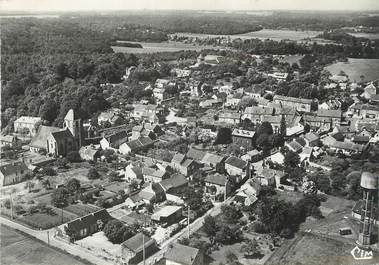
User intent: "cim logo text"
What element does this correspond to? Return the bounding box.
[351,246,374,260]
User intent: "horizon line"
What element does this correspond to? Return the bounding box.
[1,8,379,13]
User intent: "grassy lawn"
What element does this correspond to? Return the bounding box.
[64,204,101,217]
[18,207,75,229]
[273,190,304,204]
[0,225,91,265]
[267,233,379,265]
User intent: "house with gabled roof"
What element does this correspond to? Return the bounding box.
[0,135,18,148]
[151,205,183,225]
[124,194,145,210]
[142,167,169,183]
[201,152,226,172]
[304,132,320,147]
[225,156,249,182]
[100,130,128,150]
[273,95,313,112]
[64,209,112,241]
[79,145,100,161]
[0,161,30,186]
[14,116,42,136]
[317,109,342,127]
[164,243,203,265]
[121,233,158,264]
[119,136,154,155]
[204,173,232,200]
[232,129,255,149]
[170,153,198,177]
[124,164,144,182]
[218,111,241,125]
[159,173,188,194]
[186,148,206,162]
[235,179,261,206]
[138,183,166,204]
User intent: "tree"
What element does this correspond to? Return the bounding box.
[103,220,137,244]
[103,219,126,244]
[284,151,300,169]
[280,115,286,139]
[66,178,80,194]
[108,171,122,182]
[4,199,11,209]
[256,121,273,136]
[203,215,218,237]
[87,168,100,180]
[226,143,241,157]
[25,181,35,193]
[52,187,70,208]
[221,204,242,223]
[42,179,51,189]
[39,99,59,123]
[214,127,232,145]
[66,151,81,163]
[129,179,139,192]
[241,238,261,258]
[215,224,242,244]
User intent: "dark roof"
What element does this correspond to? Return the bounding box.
[352,135,370,143]
[172,153,185,164]
[138,136,154,146]
[165,243,200,265]
[186,148,206,161]
[304,132,320,142]
[225,156,247,169]
[0,162,29,177]
[105,131,128,148]
[125,140,143,151]
[202,153,225,165]
[50,129,74,141]
[205,173,228,186]
[30,125,61,148]
[122,233,156,253]
[66,209,112,233]
[317,109,342,118]
[159,174,188,191]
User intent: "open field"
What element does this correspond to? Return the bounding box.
[266,232,379,265]
[350,32,379,40]
[325,58,379,82]
[112,41,221,54]
[0,225,90,265]
[172,29,321,42]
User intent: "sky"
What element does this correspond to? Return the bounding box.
[1,0,379,12]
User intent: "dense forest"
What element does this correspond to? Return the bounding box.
[1,18,137,129]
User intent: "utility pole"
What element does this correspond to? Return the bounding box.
[47,231,50,245]
[187,205,190,239]
[10,194,14,219]
[142,233,146,265]
[61,205,64,224]
[224,179,228,202]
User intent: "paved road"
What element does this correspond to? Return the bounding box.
[0,216,114,265]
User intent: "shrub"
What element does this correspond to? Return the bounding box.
[4,199,11,209]
[66,151,82,163]
[252,222,266,233]
[87,168,100,180]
